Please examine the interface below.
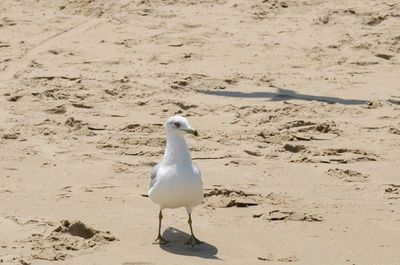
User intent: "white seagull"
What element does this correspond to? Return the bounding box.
[148,115,203,247]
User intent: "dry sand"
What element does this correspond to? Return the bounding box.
[1,0,400,264]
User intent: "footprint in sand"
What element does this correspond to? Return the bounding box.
[258,254,298,262]
[383,184,400,200]
[264,210,323,222]
[291,147,377,164]
[326,168,369,183]
[120,123,163,133]
[203,187,263,208]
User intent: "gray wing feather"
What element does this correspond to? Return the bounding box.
[150,163,201,189]
[193,164,201,177]
[150,163,160,189]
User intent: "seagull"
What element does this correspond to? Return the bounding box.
[148,115,203,247]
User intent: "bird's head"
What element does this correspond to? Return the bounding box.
[165,115,198,137]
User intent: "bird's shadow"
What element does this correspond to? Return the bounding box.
[159,227,219,260]
[201,87,369,105]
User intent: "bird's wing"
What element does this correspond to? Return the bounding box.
[150,163,160,189]
[193,164,201,177]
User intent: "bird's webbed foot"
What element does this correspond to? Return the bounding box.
[153,234,169,245]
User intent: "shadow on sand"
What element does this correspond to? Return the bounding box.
[159,227,219,260]
[201,87,368,105]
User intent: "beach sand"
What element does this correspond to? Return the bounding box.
[0,0,399,264]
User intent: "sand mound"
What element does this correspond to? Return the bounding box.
[30,220,117,261]
[55,220,97,239]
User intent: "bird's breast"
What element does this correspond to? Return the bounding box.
[149,165,203,209]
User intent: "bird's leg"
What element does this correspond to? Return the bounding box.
[153,210,168,245]
[185,214,202,247]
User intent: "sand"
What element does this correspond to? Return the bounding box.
[0,0,399,264]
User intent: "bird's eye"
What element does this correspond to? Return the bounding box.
[174,122,181,128]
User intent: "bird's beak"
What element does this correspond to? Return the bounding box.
[185,128,199,137]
